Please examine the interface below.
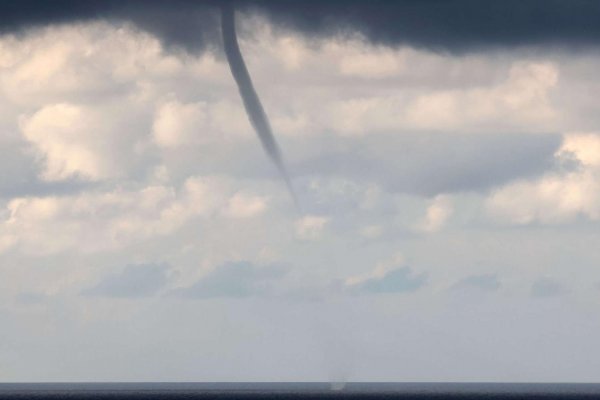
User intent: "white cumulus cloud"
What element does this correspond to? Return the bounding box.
[486,133,600,224]
[416,195,454,233]
[295,215,329,240]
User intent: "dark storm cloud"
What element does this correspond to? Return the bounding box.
[248,0,600,51]
[3,1,600,52]
[0,0,222,52]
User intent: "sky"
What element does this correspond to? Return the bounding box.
[2,0,600,382]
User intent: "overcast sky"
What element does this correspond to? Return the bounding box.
[2,1,600,382]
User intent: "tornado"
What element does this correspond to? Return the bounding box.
[221,4,297,206]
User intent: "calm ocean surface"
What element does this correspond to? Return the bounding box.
[1,383,600,399]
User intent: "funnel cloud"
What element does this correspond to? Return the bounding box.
[220,4,297,204]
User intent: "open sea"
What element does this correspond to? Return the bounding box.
[1,383,600,399]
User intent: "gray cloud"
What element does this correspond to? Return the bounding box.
[15,292,49,305]
[294,132,562,196]
[350,267,426,294]
[174,261,286,299]
[0,140,93,199]
[531,278,564,298]
[452,273,501,292]
[82,263,169,298]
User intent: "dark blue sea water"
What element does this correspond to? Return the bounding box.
[1,383,600,399]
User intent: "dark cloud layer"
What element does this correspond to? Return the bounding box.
[250,0,600,52]
[3,1,600,52]
[0,1,222,52]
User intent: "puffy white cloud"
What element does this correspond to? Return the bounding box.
[559,133,600,167]
[416,195,453,233]
[0,176,228,255]
[344,253,426,294]
[344,253,405,287]
[20,103,142,181]
[295,215,329,240]
[152,98,253,149]
[228,17,575,138]
[0,23,184,106]
[359,225,384,239]
[223,192,268,218]
[486,172,600,224]
[329,62,559,135]
[153,100,207,148]
[486,133,600,224]
[0,18,591,284]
